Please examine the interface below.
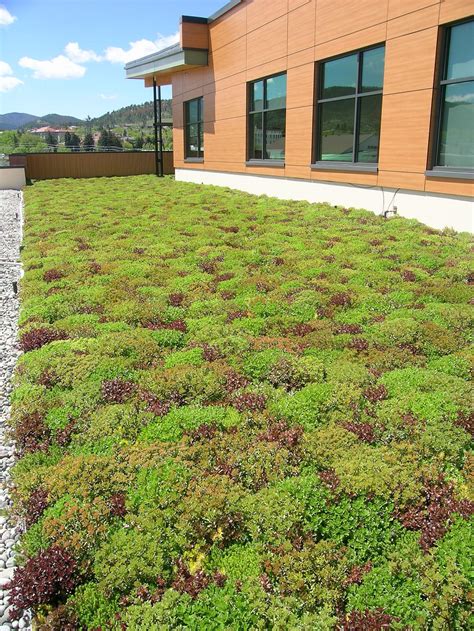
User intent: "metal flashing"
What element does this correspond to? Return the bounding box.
[181,15,208,24]
[125,48,208,80]
[208,0,243,23]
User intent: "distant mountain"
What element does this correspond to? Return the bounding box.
[0,112,85,131]
[0,101,173,132]
[0,112,39,130]
[40,113,85,126]
[90,100,172,128]
[20,113,85,130]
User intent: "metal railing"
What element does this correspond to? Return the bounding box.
[0,144,169,154]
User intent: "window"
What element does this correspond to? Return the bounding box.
[184,97,204,159]
[248,73,286,162]
[432,19,474,172]
[315,45,385,166]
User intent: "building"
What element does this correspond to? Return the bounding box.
[31,127,71,142]
[126,0,473,232]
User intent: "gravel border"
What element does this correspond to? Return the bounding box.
[0,191,30,630]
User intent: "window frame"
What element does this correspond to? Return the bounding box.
[426,17,474,179]
[184,96,204,162]
[312,43,385,173]
[246,71,287,166]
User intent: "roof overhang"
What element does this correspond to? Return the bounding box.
[125,0,243,83]
[125,45,208,80]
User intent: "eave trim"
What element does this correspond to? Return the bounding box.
[125,48,208,80]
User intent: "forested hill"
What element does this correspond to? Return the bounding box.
[0,112,84,131]
[90,100,172,127]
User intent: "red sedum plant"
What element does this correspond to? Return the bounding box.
[20,328,66,352]
[7,546,80,621]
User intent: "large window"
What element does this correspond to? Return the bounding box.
[315,45,385,166]
[433,19,474,171]
[248,73,286,162]
[184,97,204,159]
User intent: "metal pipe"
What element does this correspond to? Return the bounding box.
[152,77,160,177]
[158,85,164,177]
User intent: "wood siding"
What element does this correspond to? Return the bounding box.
[180,20,209,50]
[164,0,473,196]
[12,152,174,180]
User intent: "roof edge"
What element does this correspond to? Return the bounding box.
[125,48,208,80]
[208,0,243,23]
[125,43,182,70]
[125,0,243,72]
[181,15,208,24]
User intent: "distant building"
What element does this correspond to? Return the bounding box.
[31,127,70,142]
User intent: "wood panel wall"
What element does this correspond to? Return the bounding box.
[180,20,210,50]
[13,152,174,181]
[167,0,473,197]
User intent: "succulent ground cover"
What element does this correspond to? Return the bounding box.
[8,175,474,629]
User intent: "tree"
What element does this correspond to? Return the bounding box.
[64,131,71,147]
[108,130,123,149]
[69,133,81,151]
[98,129,122,150]
[45,131,57,152]
[97,129,110,148]
[82,132,94,151]
[0,130,47,154]
[17,131,47,153]
[134,135,144,150]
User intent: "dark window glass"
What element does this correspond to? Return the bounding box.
[249,112,263,159]
[320,99,355,161]
[434,20,474,169]
[185,124,199,158]
[316,45,385,165]
[198,126,204,155]
[321,54,357,99]
[266,74,287,110]
[186,99,199,123]
[248,72,286,161]
[438,81,474,168]
[446,20,474,81]
[265,109,286,160]
[251,80,264,111]
[358,94,382,163]
[361,47,385,93]
[184,97,203,159]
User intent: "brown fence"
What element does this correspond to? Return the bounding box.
[9,151,174,180]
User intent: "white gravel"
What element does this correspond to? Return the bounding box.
[0,191,30,630]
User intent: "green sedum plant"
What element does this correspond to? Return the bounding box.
[9,176,472,627]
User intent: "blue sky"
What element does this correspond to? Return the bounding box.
[0,0,224,118]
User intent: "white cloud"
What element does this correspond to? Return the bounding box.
[64,42,101,63]
[0,60,22,91]
[99,93,117,100]
[0,75,22,91]
[15,29,179,85]
[104,32,179,64]
[0,60,13,75]
[19,54,86,79]
[0,6,16,26]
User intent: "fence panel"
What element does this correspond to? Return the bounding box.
[9,151,174,180]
